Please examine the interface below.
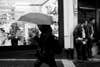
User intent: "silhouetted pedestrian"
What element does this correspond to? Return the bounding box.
[34,25,57,67]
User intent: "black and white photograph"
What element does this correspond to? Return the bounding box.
[1,0,100,67]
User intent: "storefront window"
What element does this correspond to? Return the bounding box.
[0,0,59,46]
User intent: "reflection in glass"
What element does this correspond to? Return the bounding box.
[0,0,58,46]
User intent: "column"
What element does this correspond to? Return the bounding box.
[63,0,78,49]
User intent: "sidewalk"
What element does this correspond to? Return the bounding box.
[0,59,75,67]
[0,49,100,67]
[0,58,100,67]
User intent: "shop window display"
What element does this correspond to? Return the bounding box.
[0,0,59,47]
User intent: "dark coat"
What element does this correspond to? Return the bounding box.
[73,23,92,39]
[84,24,92,39]
[38,33,57,57]
[73,24,83,39]
[37,25,61,58]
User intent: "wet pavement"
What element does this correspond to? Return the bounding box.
[0,59,74,67]
[0,59,100,67]
[0,50,100,67]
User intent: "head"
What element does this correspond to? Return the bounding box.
[29,28,39,38]
[89,18,95,24]
[84,20,88,26]
[79,18,85,24]
[38,25,52,33]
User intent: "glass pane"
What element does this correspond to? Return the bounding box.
[0,0,58,46]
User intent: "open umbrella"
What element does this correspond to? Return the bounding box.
[18,13,53,25]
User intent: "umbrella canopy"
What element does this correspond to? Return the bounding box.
[18,13,53,25]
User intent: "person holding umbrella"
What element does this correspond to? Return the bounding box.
[18,13,58,67]
[34,25,57,67]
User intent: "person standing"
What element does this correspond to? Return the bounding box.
[9,22,20,46]
[83,20,93,58]
[89,18,96,41]
[9,34,19,47]
[34,25,57,67]
[73,21,89,60]
[89,18,98,57]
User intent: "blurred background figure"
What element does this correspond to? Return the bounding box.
[51,21,59,38]
[89,18,98,58]
[89,18,96,41]
[0,28,7,46]
[73,20,90,60]
[83,20,93,59]
[28,28,40,49]
[9,22,20,47]
[74,22,84,60]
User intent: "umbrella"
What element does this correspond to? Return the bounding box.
[18,13,53,25]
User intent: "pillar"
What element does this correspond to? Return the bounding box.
[63,0,78,49]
